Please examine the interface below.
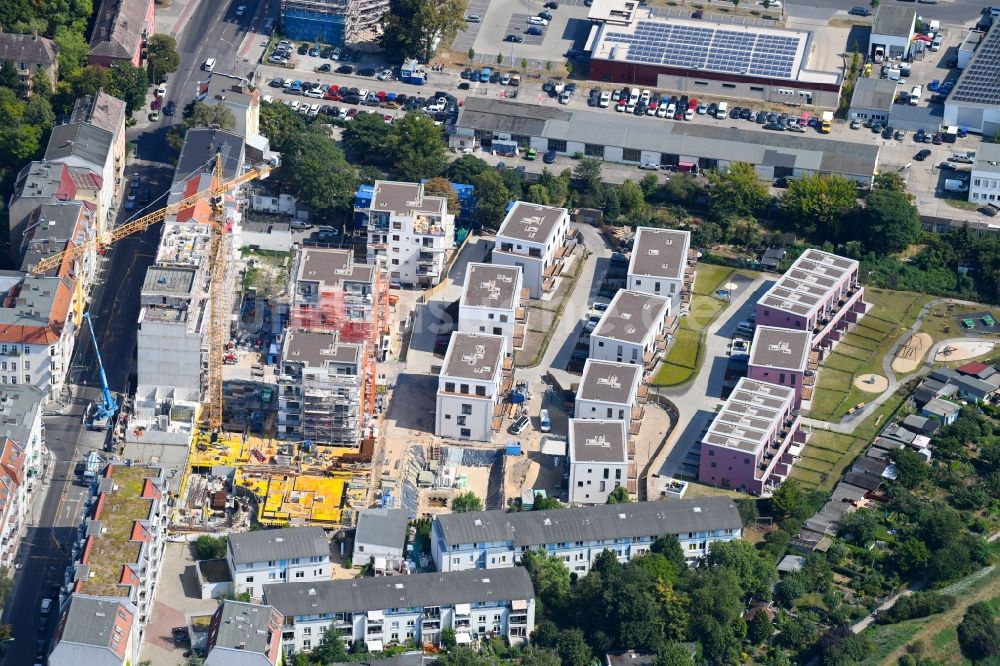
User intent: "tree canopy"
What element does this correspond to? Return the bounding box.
[146,34,180,82]
[471,170,511,230]
[281,127,359,216]
[389,112,449,181]
[380,0,467,62]
[451,491,483,512]
[707,162,768,221]
[779,173,857,240]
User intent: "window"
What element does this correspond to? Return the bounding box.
[457,416,467,426]
[296,571,305,578]
[499,314,508,323]
[750,86,764,92]
[475,386,486,396]
[460,384,469,394]
[694,81,708,86]
[445,382,455,392]
[460,428,471,437]
[391,259,399,266]
[461,404,472,415]
[493,327,502,335]
[722,83,736,89]
[548,138,567,152]
[584,144,604,158]
[245,576,254,583]
[622,148,641,162]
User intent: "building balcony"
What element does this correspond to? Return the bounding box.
[413,221,446,236]
[515,307,527,323]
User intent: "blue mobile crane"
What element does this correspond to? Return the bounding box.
[83,311,118,431]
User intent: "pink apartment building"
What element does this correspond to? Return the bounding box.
[747,327,813,408]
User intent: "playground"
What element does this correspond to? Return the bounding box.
[891,332,932,374]
[935,339,998,363]
[853,373,889,393]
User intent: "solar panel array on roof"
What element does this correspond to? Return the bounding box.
[604,21,800,78]
[950,21,1000,105]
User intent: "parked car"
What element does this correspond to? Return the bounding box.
[914,148,932,161]
[163,100,175,116]
[528,16,548,25]
[509,415,530,435]
[539,11,553,20]
[544,1,559,7]
[505,34,523,42]
[526,26,544,35]
[849,5,871,15]
[466,14,481,21]
[639,161,660,170]
[543,149,557,164]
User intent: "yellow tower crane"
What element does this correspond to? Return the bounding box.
[30,154,273,430]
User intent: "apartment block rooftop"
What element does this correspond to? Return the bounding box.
[577,359,642,405]
[462,263,522,310]
[264,567,534,617]
[76,465,164,597]
[441,333,506,381]
[155,222,212,268]
[370,181,447,216]
[208,600,281,656]
[593,290,670,344]
[0,385,45,445]
[628,227,691,280]
[283,329,362,368]
[749,327,811,372]
[434,496,742,546]
[0,275,72,345]
[70,90,127,136]
[759,249,858,317]
[703,378,795,454]
[228,526,329,565]
[496,202,566,244]
[570,419,628,463]
[295,247,376,288]
[142,266,197,297]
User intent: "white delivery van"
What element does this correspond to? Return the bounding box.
[203,57,216,72]
[539,409,551,433]
[909,85,922,105]
[716,101,728,119]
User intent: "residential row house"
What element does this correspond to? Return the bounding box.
[0,385,46,567]
[88,0,155,68]
[568,419,630,504]
[698,377,806,495]
[755,249,866,356]
[492,202,573,298]
[747,327,813,408]
[458,263,527,351]
[263,568,536,655]
[49,464,169,666]
[227,526,332,599]
[0,30,58,97]
[435,332,513,442]
[626,227,694,315]
[589,289,671,369]
[359,180,455,287]
[205,600,284,666]
[431,497,743,574]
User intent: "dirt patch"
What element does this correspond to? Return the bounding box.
[892,332,932,374]
[935,339,998,362]
[853,373,889,393]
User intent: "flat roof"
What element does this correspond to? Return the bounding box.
[265,568,534,616]
[142,266,196,297]
[462,263,521,310]
[283,330,362,368]
[850,77,897,112]
[577,359,642,405]
[749,326,811,372]
[949,20,1000,108]
[570,419,628,464]
[759,249,858,317]
[456,99,879,180]
[591,15,813,83]
[872,5,916,38]
[295,247,375,287]
[628,227,690,281]
[497,201,566,245]
[371,181,446,216]
[702,378,795,454]
[973,142,1000,175]
[593,290,670,344]
[434,496,742,547]
[441,333,506,381]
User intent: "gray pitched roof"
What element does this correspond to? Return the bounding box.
[355,508,408,550]
[49,594,134,666]
[207,600,279,664]
[434,497,741,548]
[264,567,534,617]
[44,122,114,171]
[71,91,127,137]
[89,0,150,60]
[0,32,56,66]
[175,128,246,185]
[872,5,916,37]
[228,527,329,565]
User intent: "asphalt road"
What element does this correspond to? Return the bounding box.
[0,1,256,662]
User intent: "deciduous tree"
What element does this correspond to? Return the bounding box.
[390,112,448,181]
[450,491,483,512]
[470,170,511,230]
[863,188,920,254]
[282,128,359,216]
[447,155,490,183]
[342,111,392,164]
[706,162,768,221]
[957,601,999,661]
[106,61,148,114]
[259,100,306,152]
[606,486,631,504]
[380,0,468,62]
[779,173,857,239]
[706,539,777,601]
[146,34,180,82]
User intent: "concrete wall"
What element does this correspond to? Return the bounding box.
[569,461,628,503]
[493,252,544,298]
[575,397,630,420]
[435,392,495,442]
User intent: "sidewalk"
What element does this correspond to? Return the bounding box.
[153,0,202,37]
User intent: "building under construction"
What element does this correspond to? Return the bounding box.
[282,247,390,445]
[279,0,389,45]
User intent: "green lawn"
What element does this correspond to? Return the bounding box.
[693,264,734,296]
[653,363,694,386]
[664,329,701,369]
[789,467,824,487]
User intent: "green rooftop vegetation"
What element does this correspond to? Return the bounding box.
[78,466,160,597]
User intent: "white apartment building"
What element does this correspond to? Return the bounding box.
[227,527,331,598]
[277,329,364,445]
[969,142,1000,206]
[0,274,77,402]
[263,568,536,655]
[568,419,629,504]
[589,290,670,368]
[575,359,643,421]
[627,227,693,314]
[0,385,46,568]
[459,263,527,350]
[435,333,510,442]
[431,497,743,574]
[492,202,572,298]
[50,464,170,665]
[360,180,454,287]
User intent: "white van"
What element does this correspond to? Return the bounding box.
[539,409,551,433]
[715,101,728,119]
[203,57,216,72]
[909,85,922,105]
[930,36,942,51]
